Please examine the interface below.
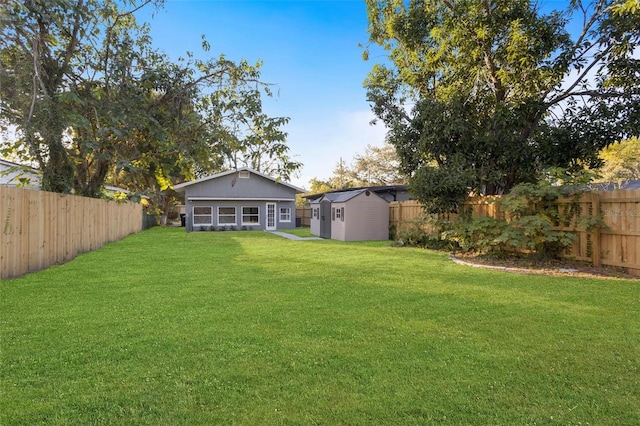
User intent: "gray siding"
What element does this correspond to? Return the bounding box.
[185,172,298,200]
[186,200,296,231]
[180,169,299,231]
[312,191,389,241]
[340,192,389,241]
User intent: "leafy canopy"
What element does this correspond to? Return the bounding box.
[364,0,640,213]
[1,0,301,211]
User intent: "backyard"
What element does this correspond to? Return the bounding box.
[1,227,638,425]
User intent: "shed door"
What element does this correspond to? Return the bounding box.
[320,200,331,239]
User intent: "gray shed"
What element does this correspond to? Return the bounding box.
[174,167,304,232]
[310,188,390,241]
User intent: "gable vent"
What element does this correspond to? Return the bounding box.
[239,170,250,179]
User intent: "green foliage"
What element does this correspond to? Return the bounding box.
[205,84,301,181]
[364,0,640,212]
[1,0,301,211]
[441,169,602,258]
[495,216,577,259]
[409,158,474,214]
[595,137,640,185]
[444,216,508,253]
[393,215,458,250]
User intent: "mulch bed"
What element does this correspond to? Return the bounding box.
[451,253,639,281]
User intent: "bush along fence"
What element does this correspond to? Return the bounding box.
[1,186,144,279]
[390,189,640,277]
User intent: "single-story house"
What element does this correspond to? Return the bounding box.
[310,188,390,241]
[174,167,304,232]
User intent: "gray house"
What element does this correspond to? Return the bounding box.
[174,167,304,232]
[310,188,389,241]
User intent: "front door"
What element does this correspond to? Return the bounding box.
[266,203,276,230]
[319,200,331,239]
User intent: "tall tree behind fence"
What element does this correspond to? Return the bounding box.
[390,190,640,277]
[1,186,143,279]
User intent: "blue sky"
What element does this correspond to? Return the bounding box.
[138,0,385,189]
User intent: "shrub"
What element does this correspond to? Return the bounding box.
[444,216,507,253]
[442,168,602,259]
[394,215,458,250]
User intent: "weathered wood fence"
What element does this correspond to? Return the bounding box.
[296,207,312,227]
[1,186,143,279]
[390,190,640,276]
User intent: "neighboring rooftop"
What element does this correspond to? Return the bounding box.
[589,180,640,191]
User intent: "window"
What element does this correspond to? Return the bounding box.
[313,208,318,218]
[335,207,342,220]
[239,170,250,179]
[218,206,236,225]
[242,206,259,225]
[279,207,291,222]
[193,206,213,226]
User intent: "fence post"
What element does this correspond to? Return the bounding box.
[591,192,601,267]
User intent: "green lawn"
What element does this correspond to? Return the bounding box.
[1,228,638,425]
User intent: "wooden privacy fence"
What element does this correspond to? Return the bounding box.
[1,186,143,279]
[296,207,312,227]
[390,190,640,277]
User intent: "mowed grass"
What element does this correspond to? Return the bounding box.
[1,228,638,425]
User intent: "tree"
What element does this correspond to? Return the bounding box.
[347,143,407,186]
[595,137,640,184]
[1,0,301,216]
[1,0,111,193]
[307,178,334,195]
[364,0,640,212]
[205,82,302,182]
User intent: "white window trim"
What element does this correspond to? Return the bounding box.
[241,206,260,226]
[279,207,292,222]
[217,206,237,226]
[193,206,213,226]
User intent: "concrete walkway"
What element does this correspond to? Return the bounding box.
[268,231,323,241]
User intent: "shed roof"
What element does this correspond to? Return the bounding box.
[174,166,305,193]
[313,188,389,204]
[304,184,409,201]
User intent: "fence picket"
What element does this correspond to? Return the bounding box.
[1,187,143,279]
[389,190,640,276]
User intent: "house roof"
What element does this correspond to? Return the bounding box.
[173,166,305,193]
[304,184,409,201]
